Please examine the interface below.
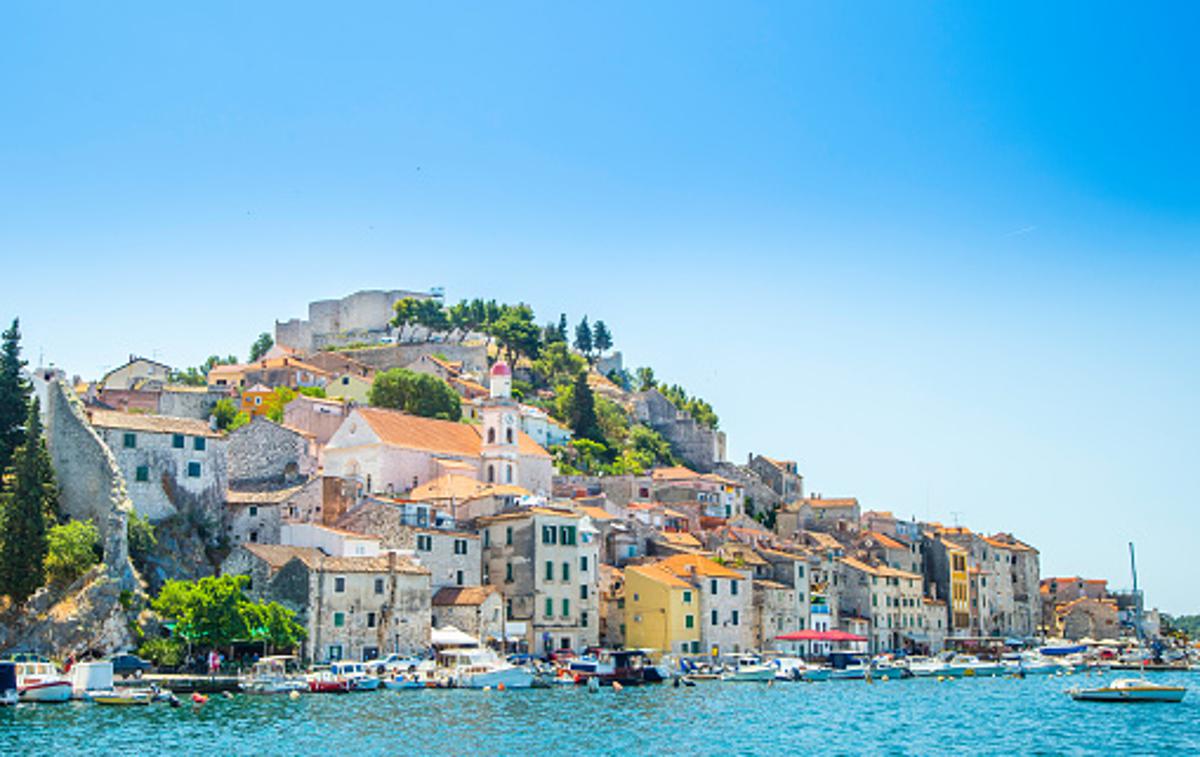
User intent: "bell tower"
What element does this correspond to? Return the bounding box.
[481,361,519,486]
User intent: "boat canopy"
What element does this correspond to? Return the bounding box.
[431,626,480,647]
[775,629,867,642]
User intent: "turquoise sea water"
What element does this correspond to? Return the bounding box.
[3,672,1198,755]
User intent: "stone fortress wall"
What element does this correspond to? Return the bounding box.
[276,289,433,352]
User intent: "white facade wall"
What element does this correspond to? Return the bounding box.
[409,530,482,591]
[531,514,601,653]
[100,426,226,522]
[698,571,754,656]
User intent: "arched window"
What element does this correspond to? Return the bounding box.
[506,428,514,444]
[487,427,496,444]
[487,465,495,483]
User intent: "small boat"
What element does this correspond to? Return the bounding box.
[719,654,775,682]
[1068,677,1186,703]
[240,656,308,695]
[1002,652,1060,676]
[9,656,73,703]
[329,661,380,691]
[0,662,18,706]
[572,650,664,687]
[307,668,351,694]
[773,657,831,682]
[89,690,154,706]
[905,656,950,678]
[948,655,1006,678]
[437,647,534,689]
[383,675,425,690]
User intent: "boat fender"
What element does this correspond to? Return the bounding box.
[191,693,208,705]
[881,675,889,682]
[612,681,624,692]
[483,686,491,692]
[223,691,234,699]
[289,690,301,700]
[497,683,505,691]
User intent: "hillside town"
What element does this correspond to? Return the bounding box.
[0,290,1176,669]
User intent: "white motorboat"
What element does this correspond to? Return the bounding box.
[329,661,380,691]
[1002,651,1060,675]
[905,656,949,678]
[720,654,775,682]
[438,647,533,689]
[948,655,1006,678]
[1068,677,1186,703]
[830,663,870,680]
[240,656,308,694]
[772,657,831,682]
[12,657,72,702]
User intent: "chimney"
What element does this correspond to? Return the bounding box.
[209,414,219,431]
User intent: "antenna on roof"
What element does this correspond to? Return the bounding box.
[950,511,963,527]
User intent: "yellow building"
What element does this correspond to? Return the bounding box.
[241,384,274,417]
[624,563,701,655]
[325,372,373,403]
[944,540,970,631]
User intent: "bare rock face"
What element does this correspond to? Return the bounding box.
[0,568,145,658]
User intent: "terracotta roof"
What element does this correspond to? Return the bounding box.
[410,474,492,502]
[838,556,921,581]
[754,579,789,590]
[657,553,745,580]
[354,407,550,459]
[432,585,498,606]
[240,543,428,574]
[226,485,305,505]
[802,531,845,551]
[806,498,859,509]
[865,531,907,550]
[657,531,702,549]
[759,547,808,561]
[577,505,615,521]
[88,409,222,438]
[625,563,693,590]
[207,363,248,377]
[651,466,701,482]
[478,506,582,523]
[247,357,334,377]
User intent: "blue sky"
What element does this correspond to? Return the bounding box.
[3,3,1197,612]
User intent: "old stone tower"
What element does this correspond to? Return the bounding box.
[480,362,519,486]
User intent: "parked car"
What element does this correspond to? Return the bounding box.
[108,654,151,679]
[366,654,423,675]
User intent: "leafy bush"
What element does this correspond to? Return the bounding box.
[45,519,100,587]
[139,637,184,668]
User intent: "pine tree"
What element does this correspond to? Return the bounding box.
[557,313,569,342]
[0,399,55,604]
[593,320,612,355]
[567,371,602,442]
[574,317,593,360]
[0,318,31,476]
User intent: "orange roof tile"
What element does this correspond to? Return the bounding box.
[432,586,498,606]
[657,553,745,580]
[355,407,550,459]
[626,563,693,590]
[865,531,907,550]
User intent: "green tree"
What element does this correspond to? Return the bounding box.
[127,510,157,572]
[44,518,100,588]
[264,387,297,423]
[152,575,305,652]
[391,297,448,332]
[566,371,602,442]
[212,398,249,431]
[628,424,676,466]
[573,317,593,360]
[531,342,587,391]
[593,320,612,355]
[567,438,608,474]
[557,313,569,342]
[0,318,31,475]
[0,399,53,602]
[635,366,657,392]
[139,637,185,668]
[368,368,462,421]
[249,332,274,362]
[489,304,541,366]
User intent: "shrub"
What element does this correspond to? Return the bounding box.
[45,519,101,587]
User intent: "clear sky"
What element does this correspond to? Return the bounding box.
[3,4,1197,612]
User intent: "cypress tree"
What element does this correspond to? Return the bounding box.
[0,398,55,604]
[574,316,593,360]
[568,370,602,443]
[0,318,31,476]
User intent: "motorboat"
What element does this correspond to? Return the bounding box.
[438,647,534,689]
[329,661,380,691]
[905,656,949,678]
[10,656,72,702]
[772,657,830,682]
[240,656,308,694]
[829,663,870,680]
[1068,677,1186,703]
[721,654,776,682]
[307,668,351,693]
[383,674,426,690]
[0,662,17,706]
[573,650,665,687]
[1002,651,1060,676]
[88,689,154,706]
[948,655,1006,678]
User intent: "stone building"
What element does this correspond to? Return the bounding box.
[629,389,726,472]
[759,547,812,643]
[753,579,799,651]
[746,454,804,502]
[775,497,861,537]
[275,289,434,352]
[922,535,972,636]
[87,409,227,523]
[431,586,503,643]
[837,557,923,654]
[647,553,753,657]
[225,486,301,545]
[240,357,332,390]
[157,386,230,420]
[226,416,317,489]
[1055,597,1120,640]
[224,543,432,662]
[99,355,171,391]
[283,395,351,447]
[478,507,601,654]
[598,565,625,649]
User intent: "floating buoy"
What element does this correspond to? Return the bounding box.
[483,685,492,692]
[289,690,301,700]
[881,675,889,682]
[222,691,234,699]
[612,681,624,692]
[191,693,208,705]
[936,676,945,682]
[497,683,505,691]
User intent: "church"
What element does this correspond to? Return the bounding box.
[322,362,553,497]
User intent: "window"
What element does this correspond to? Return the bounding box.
[580,556,588,572]
[544,561,554,581]
[506,599,513,619]
[255,397,262,406]
[487,428,496,444]
[187,462,202,478]
[342,376,349,385]
[731,610,740,626]
[506,527,513,546]
[711,610,718,626]
[367,612,377,628]
[580,584,588,599]
[690,641,701,654]
[562,562,570,581]
[731,580,739,596]
[506,428,514,444]
[505,465,513,484]
[334,576,346,593]
[249,505,258,517]
[710,579,718,595]
[581,611,589,627]
[456,570,464,586]
[123,432,136,449]
[545,598,553,618]
[454,539,468,555]
[560,526,577,545]
[685,615,694,629]
[328,644,343,661]
[194,437,206,451]
[505,563,513,582]
[333,612,345,627]
[797,566,805,578]
[561,598,570,617]
[486,465,495,483]
[417,534,433,552]
[683,590,692,604]
[374,578,384,595]
[542,525,557,545]
[135,465,149,482]
[249,531,258,543]
[172,434,184,449]
[483,530,491,548]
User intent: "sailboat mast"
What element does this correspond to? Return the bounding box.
[1128,542,1142,642]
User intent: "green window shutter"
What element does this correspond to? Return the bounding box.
[545,561,553,581]
[172,434,184,449]
[135,466,149,482]
[561,598,569,617]
[562,562,570,581]
[123,433,136,448]
[545,598,553,618]
[194,437,206,451]
[685,615,694,629]
[334,612,344,627]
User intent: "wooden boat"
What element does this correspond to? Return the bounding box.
[89,690,153,706]
[572,650,662,687]
[1068,678,1186,703]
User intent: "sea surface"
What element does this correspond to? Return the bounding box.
[3,671,1198,755]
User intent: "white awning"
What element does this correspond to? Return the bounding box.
[431,625,479,647]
